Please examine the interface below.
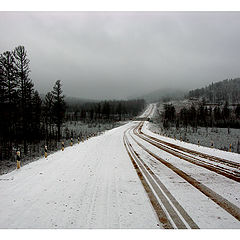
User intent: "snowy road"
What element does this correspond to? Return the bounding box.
[124,104,240,229]
[0,122,161,228]
[0,104,240,229]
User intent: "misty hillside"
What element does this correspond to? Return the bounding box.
[188,78,240,104]
[133,88,187,103]
[40,94,98,105]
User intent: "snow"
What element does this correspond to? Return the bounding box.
[152,100,240,153]
[0,123,159,229]
[143,122,240,163]
[0,103,240,229]
[127,104,240,228]
[127,135,240,228]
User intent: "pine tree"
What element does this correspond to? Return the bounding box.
[116,102,122,121]
[14,45,33,153]
[51,80,66,141]
[235,104,240,119]
[43,92,54,141]
[0,51,19,146]
[0,51,18,104]
[31,90,42,140]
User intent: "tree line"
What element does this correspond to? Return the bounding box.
[66,99,146,122]
[0,45,66,161]
[162,101,240,130]
[188,78,240,104]
[0,45,145,163]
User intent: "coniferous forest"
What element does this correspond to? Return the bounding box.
[161,78,240,130]
[188,78,240,103]
[0,46,145,169]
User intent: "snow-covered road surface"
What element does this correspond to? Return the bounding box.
[0,123,160,228]
[0,103,240,229]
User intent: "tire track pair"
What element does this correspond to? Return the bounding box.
[135,124,240,182]
[123,128,199,229]
[129,126,240,223]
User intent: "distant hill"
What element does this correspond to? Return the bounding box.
[131,88,187,103]
[40,94,98,105]
[64,96,98,105]
[188,78,240,104]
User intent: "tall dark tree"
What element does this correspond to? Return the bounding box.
[43,92,54,134]
[214,106,221,122]
[116,102,122,121]
[31,90,42,140]
[0,51,18,104]
[163,104,176,123]
[102,101,110,119]
[222,101,230,121]
[235,104,240,119]
[14,45,33,153]
[51,80,66,141]
[0,51,18,145]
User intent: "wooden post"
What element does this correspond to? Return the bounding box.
[70,138,73,146]
[61,141,64,151]
[211,141,214,148]
[44,145,47,158]
[78,137,80,144]
[16,151,21,169]
[229,144,231,152]
[198,140,200,146]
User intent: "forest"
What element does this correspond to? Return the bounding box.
[162,101,240,130]
[188,78,240,103]
[160,78,240,130]
[0,46,145,167]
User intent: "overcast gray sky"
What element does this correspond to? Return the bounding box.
[0,11,240,99]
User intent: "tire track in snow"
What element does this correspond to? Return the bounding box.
[136,123,240,182]
[129,127,240,222]
[124,128,199,229]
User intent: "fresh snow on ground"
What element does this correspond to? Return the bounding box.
[0,103,239,229]
[152,100,240,153]
[128,130,240,228]
[0,123,159,229]
[144,122,240,163]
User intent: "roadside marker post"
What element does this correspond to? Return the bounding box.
[61,141,64,151]
[211,141,214,148]
[229,144,232,152]
[44,145,47,158]
[78,137,80,144]
[70,138,73,146]
[16,150,21,169]
[198,140,200,146]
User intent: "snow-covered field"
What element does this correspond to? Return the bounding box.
[0,104,239,229]
[62,120,125,139]
[149,123,240,153]
[152,100,240,153]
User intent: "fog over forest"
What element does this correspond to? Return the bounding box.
[1,12,240,99]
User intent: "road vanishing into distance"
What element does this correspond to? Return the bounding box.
[0,104,240,229]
